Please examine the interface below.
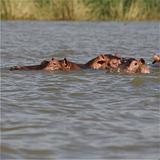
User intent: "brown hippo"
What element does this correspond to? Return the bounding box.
[85,54,121,70]
[9,58,63,71]
[10,57,85,72]
[120,58,150,74]
[151,55,160,67]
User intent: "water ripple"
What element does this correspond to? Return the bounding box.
[1,21,160,159]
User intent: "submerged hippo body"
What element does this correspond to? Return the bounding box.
[9,60,49,71]
[119,58,150,74]
[59,58,85,71]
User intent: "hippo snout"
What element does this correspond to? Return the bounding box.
[141,66,150,74]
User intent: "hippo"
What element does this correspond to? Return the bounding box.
[151,55,160,67]
[119,57,150,74]
[9,58,63,71]
[85,54,121,70]
[9,57,84,72]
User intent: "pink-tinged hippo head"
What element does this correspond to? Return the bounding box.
[121,58,150,74]
[44,58,63,71]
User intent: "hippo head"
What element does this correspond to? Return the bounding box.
[122,58,150,74]
[152,55,160,64]
[86,55,108,69]
[9,66,23,70]
[44,58,63,71]
[105,54,121,70]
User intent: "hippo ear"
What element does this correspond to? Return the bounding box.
[52,57,54,60]
[64,58,69,67]
[99,54,105,60]
[139,58,145,64]
[152,60,156,64]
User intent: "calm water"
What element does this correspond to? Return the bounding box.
[1,21,160,159]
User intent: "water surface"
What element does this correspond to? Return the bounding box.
[1,21,160,159]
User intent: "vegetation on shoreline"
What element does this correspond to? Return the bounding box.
[1,0,160,21]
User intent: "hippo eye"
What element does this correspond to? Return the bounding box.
[52,63,57,65]
[97,60,105,64]
[134,62,137,66]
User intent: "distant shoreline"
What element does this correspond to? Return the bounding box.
[1,0,160,21]
[1,20,159,22]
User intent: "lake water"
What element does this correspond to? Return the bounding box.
[1,21,160,159]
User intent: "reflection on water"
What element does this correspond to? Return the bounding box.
[1,21,160,159]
